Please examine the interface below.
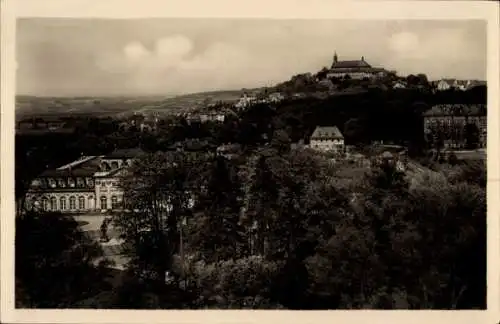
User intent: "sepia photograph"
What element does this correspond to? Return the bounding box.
[2,0,500,322]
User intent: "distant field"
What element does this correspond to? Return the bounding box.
[16,88,261,119]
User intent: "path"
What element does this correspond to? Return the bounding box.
[73,214,129,270]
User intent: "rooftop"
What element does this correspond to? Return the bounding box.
[39,156,102,178]
[310,126,344,140]
[331,60,372,69]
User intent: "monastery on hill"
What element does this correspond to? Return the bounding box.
[326,52,387,80]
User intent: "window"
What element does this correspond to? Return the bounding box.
[78,196,85,210]
[30,179,42,187]
[60,197,67,211]
[58,179,66,188]
[69,196,76,210]
[76,178,85,188]
[68,178,76,188]
[100,196,108,210]
[111,196,118,209]
[42,197,49,211]
[111,161,119,170]
[48,178,57,188]
[50,197,57,210]
[101,162,111,171]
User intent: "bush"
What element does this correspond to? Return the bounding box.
[181,256,283,309]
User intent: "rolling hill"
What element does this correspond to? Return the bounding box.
[15,88,263,120]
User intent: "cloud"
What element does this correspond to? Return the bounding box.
[97,35,268,94]
[385,28,484,78]
[17,19,486,96]
[154,35,193,61]
[388,32,421,57]
[388,29,469,61]
[123,41,150,61]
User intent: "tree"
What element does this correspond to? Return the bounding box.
[416,74,429,86]
[464,123,480,149]
[16,211,112,308]
[115,151,211,285]
[447,152,459,165]
[315,67,330,80]
[188,155,249,262]
[270,129,292,154]
[343,118,366,144]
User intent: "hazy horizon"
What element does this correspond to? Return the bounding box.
[17,18,487,97]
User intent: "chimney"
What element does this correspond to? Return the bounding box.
[361,56,364,61]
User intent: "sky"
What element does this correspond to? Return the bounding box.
[16,18,486,97]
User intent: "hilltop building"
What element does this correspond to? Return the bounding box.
[327,52,387,80]
[309,126,345,152]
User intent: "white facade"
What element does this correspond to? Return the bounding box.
[309,138,345,152]
[234,95,257,109]
[326,72,375,80]
[25,191,96,213]
[95,175,125,211]
[436,80,452,91]
[24,151,201,215]
[393,82,406,89]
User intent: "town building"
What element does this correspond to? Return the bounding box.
[309,126,345,152]
[268,92,285,103]
[435,79,486,92]
[326,52,387,80]
[423,104,487,149]
[216,143,242,160]
[392,81,407,89]
[185,111,227,124]
[436,79,455,91]
[25,148,146,213]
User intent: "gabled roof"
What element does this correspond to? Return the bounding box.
[311,126,344,140]
[94,166,129,178]
[331,60,372,69]
[39,157,102,178]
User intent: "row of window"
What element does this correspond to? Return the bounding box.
[311,139,344,143]
[32,177,94,189]
[425,118,486,125]
[311,144,345,151]
[39,195,119,211]
[95,180,119,186]
[425,121,486,130]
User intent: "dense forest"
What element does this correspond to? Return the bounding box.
[15,84,487,309]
